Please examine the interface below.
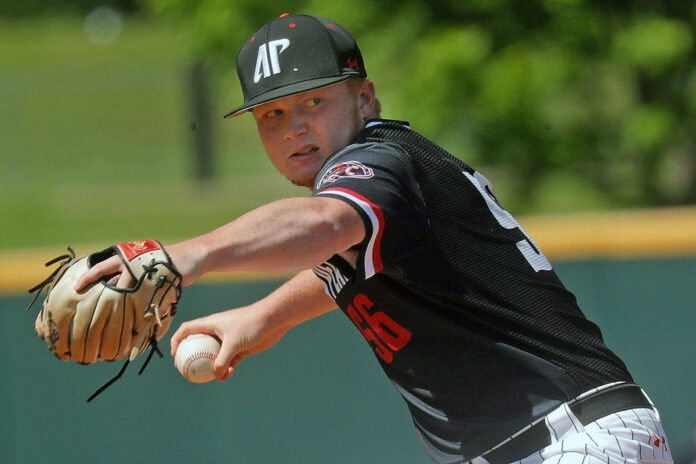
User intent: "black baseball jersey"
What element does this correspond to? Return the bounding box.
[311,119,632,463]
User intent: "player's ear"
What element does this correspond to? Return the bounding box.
[357,79,377,120]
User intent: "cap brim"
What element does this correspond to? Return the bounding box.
[224,75,354,119]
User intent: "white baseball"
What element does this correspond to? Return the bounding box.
[174,334,221,383]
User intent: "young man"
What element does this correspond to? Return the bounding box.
[77,14,672,464]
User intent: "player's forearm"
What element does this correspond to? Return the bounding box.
[253,269,337,332]
[169,197,363,284]
[169,269,336,380]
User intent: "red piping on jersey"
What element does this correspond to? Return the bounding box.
[317,187,384,277]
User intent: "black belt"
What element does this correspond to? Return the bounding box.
[481,383,652,464]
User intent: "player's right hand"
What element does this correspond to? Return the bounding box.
[171,306,289,381]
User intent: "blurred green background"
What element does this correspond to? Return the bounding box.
[2,0,696,250]
[1,1,695,462]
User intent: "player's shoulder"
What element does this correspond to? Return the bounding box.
[332,139,404,162]
[327,119,413,164]
[314,146,401,191]
[316,144,410,189]
[313,119,422,191]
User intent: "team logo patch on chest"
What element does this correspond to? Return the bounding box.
[318,161,374,187]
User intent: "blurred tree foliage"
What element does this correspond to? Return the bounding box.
[8,0,693,213]
[0,0,140,16]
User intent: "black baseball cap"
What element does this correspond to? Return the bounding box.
[224,13,367,119]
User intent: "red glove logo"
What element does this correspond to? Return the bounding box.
[118,240,161,261]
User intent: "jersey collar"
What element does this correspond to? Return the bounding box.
[365,118,410,129]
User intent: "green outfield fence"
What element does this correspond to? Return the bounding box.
[2,208,696,463]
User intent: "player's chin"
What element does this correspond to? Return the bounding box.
[285,172,317,189]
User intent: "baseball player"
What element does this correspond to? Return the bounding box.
[76,14,673,464]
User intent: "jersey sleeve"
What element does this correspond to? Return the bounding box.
[312,142,429,279]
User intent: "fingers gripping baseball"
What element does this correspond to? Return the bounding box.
[216,338,248,379]
[171,312,253,380]
[171,307,287,381]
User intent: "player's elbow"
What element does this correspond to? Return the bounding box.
[310,197,365,254]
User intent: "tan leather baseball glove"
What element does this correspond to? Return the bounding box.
[28,240,182,399]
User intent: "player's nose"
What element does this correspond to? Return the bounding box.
[284,113,309,140]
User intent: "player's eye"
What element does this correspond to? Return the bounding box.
[303,97,322,108]
[264,109,283,118]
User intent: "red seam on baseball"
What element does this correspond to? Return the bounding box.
[182,350,216,378]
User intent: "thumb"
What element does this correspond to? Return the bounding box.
[213,338,246,380]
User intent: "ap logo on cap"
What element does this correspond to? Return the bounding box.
[254,39,290,83]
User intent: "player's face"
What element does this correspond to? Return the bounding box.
[252,80,371,188]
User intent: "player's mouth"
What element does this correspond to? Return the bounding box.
[290,146,319,159]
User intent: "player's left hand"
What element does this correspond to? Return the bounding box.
[30,240,183,364]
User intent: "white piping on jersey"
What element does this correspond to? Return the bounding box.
[365,120,410,129]
[316,188,383,279]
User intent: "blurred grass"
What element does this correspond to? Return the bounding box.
[0,16,306,250]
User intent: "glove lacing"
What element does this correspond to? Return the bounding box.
[87,271,181,403]
[27,250,182,403]
[26,247,76,312]
[86,329,163,403]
